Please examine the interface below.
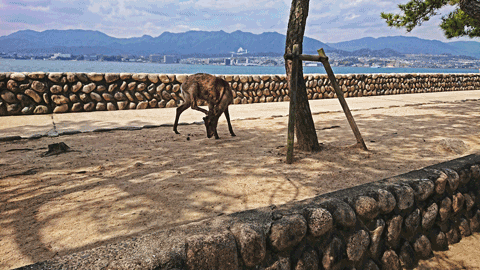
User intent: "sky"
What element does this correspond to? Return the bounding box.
[0,0,477,43]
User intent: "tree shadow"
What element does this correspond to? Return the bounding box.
[1,100,480,269]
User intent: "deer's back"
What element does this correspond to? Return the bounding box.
[183,73,232,104]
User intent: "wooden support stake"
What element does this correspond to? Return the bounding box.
[318,48,368,150]
[286,44,300,164]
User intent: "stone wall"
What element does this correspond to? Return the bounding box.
[1,72,480,116]
[21,154,480,270]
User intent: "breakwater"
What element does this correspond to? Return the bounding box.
[1,72,479,116]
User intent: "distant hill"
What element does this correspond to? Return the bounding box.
[1,30,479,59]
[0,29,334,56]
[327,36,480,59]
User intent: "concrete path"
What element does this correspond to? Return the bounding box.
[1,90,480,140]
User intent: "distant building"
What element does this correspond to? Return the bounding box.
[84,54,98,61]
[149,54,162,62]
[224,58,231,66]
[164,55,176,64]
[51,53,72,60]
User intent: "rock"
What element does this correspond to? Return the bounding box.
[446,226,461,245]
[438,138,468,154]
[434,170,448,195]
[71,81,83,93]
[28,72,45,79]
[231,223,266,267]
[48,72,63,83]
[387,183,414,211]
[443,168,460,192]
[422,202,438,230]
[76,73,89,83]
[369,219,385,259]
[363,260,380,270]
[399,241,415,269]
[87,72,104,82]
[128,82,137,91]
[10,72,26,81]
[34,105,49,114]
[102,93,114,102]
[25,89,42,103]
[346,230,370,262]
[307,207,334,237]
[404,208,421,236]
[50,85,63,94]
[354,196,379,219]
[410,179,435,201]
[173,84,181,92]
[31,81,46,93]
[108,84,118,93]
[84,102,95,112]
[136,83,147,92]
[464,193,475,212]
[295,248,318,270]
[414,235,432,259]
[53,104,69,113]
[452,192,465,214]
[469,210,480,232]
[149,99,158,108]
[147,74,159,83]
[322,199,357,228]
[120,73,131,80]
[117,101,129,110]
[7,80,18,92]
[176,74,188,84]
[373,189,396,214]
[439,197,452,222]
[1,90,17,103]
[114,92,127,101]
[186,232,238,270]
[96,85,106,92]
[71,103,83,112]
[166,99,176,108]
[132,73,148,82]
[21,106,34,114]
[82,83,96,94]
[135,92,145,101]
[159,74,170,83]
[105,73,120,83]
[322,236,345,270]
[381,250,401,270]
[471,164,480,180]
[136,101,149,110]
[107,102,117,111]
[269,214,307,252]
[7,103,20,114]
[65,72,76,82]
[129,102,137,110]
[90,92,103,102]
[265,257,290,270]
[386,215,403,249]
[459,218,471,237]
[429,229,448,250]
[51,95,70,105]
[93,103,106,112]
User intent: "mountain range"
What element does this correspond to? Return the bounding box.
[1,29,479,59]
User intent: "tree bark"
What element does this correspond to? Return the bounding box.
[460,0,480,22]
[285,0,321,151]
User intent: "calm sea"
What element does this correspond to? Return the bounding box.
[0,59,479,75]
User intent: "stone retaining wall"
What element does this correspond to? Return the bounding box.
[20,154,480,270]
[1,72,480,116]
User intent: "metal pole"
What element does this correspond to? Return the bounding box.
[318,48,368,150]
[286,44,300,164]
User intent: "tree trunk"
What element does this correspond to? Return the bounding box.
[285,0,321,151]
[460,0,480,22]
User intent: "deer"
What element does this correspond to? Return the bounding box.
[173,73,236,139]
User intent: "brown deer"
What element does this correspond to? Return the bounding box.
[173,73,236,139]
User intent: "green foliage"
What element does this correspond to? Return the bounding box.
[381,0,480,38]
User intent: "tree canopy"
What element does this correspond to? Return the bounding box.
[381,0,480,38]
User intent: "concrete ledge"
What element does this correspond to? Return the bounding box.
[17,154,480,269]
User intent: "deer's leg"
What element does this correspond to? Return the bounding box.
[224,107,236,137]
[173,96,191,134]
[190,93,209,115]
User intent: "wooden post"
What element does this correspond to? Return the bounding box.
[286,44,300,164]
[318,48,368,150]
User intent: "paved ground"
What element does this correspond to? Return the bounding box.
[2,90,480,140]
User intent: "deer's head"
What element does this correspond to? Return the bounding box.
[203,114,219,139]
